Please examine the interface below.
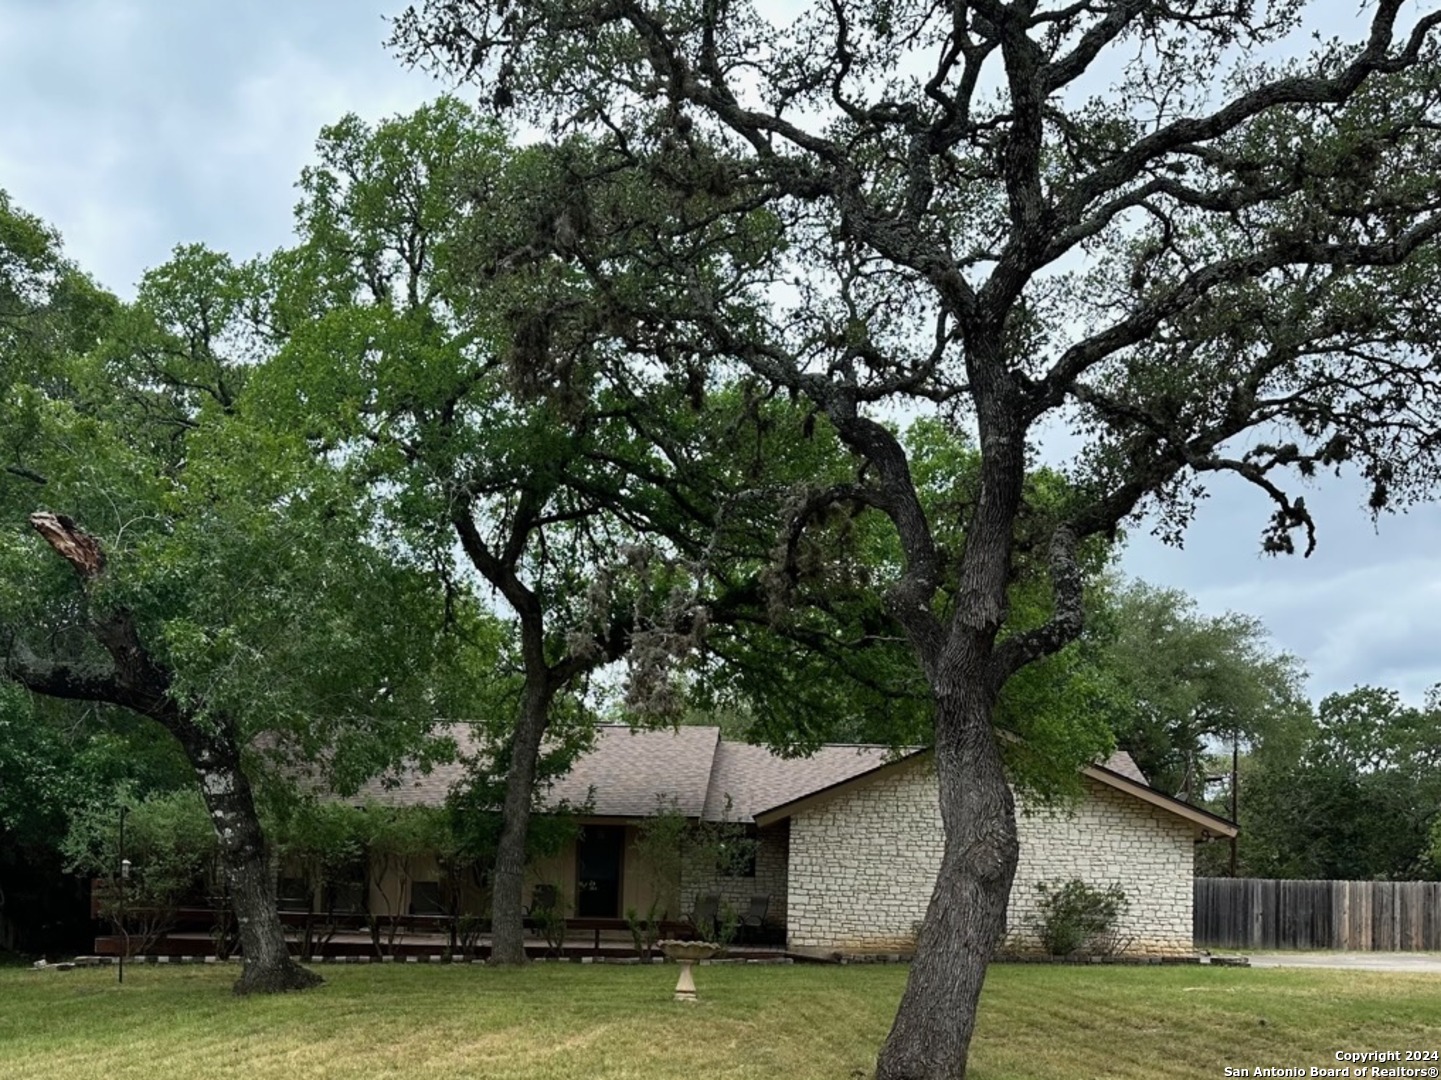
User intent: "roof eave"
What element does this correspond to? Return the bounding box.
[752,747,931,827]
[1081,763,1239,838]
[752,750,1240,839]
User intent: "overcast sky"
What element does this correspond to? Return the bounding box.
[3,0,1438,706]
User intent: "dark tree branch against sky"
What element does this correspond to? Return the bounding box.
[384,3,1441,1078]
[4,2,1441,703]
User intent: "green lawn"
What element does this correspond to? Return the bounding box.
[0,961,1436,1079]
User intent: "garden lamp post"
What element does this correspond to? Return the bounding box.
[118,803,129,985]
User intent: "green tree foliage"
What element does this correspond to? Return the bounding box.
[269,799,367,902]
[0,683,189,859]
[62,788,216,955]
[248,98,902,962]
[693,414,1119,797]
[1088,580,1311,800]
[251,100,699,963]
[0,190,116,443]
[1238,686,1441,881]
[0,192,473,991]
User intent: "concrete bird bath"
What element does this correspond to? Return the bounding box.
[657,940,719,1002]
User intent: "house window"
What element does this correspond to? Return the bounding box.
[410,880,445,916]
[325,860,368,914]
[277,877,312,912]
[721,848,756,878]
[716,831,758,878]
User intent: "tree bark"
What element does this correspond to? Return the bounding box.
[487,674,556,965]
[874,683,1019,1080]
[180,726,323,994]
[874,353,1027,1080]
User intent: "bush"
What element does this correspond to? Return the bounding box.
[1030,879,1131,957]
[532,891,568,956]
[62,788,216,955]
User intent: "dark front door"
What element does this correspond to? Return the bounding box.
[575,826,625,918]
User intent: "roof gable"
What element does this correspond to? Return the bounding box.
[751,748,1236,838]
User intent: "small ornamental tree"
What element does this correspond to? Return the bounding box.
[362,804,449,957]
[393,3,1441,1076]
[268,799,368,960]
[627,796,687,956]
[62,788,216,957]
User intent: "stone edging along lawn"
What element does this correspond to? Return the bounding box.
[44,953,796,968]
[43,951,1250,970]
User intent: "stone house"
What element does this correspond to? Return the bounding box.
[356,724,1236,957]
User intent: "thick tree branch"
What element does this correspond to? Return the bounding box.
[29,511,107,578]
[1030,212,1441,414]
[1040,0,1149,94]
[450,498,542,624]
[1,636,126,706]
[1057,2,1441,233]
[4,465,47,486]
[990,523,1083,683]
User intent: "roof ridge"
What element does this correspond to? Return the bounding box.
[699,728,728,821]
[592,723,721,733]
[717,738,916,751]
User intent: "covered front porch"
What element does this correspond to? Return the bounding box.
[520,817,789,941]
[89,813,791,960]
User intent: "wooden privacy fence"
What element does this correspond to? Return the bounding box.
[1194,877,1441,950]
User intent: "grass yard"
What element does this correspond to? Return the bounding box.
[0,961,1437,1080]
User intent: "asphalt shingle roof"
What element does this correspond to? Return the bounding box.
[1099,750,1149,786]
[701,739,898,821]
[346,724,1152,819]
[546,725,721,818]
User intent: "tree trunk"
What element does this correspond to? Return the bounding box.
[873,683,1019,1080]
[186,730,322,995]
[870,347,1027,1079]
[488,675,555,965]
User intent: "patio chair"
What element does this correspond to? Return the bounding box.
[739,895,769,942]
[689,893,720,940]
[524,883,559,917]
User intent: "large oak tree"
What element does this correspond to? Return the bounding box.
[1,207,461,993]
[251,100,848,963]
[392,2,1441,1076]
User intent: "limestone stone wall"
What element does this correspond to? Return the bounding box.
[787,758,943,953]
[786,759,1196,956]
[1008,781,1196,956]
[679,821,789,931]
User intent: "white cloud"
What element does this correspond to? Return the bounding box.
[0,0,440,293]
[1123,480,1441,704]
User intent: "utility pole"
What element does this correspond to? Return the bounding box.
[1229,733,1239,878]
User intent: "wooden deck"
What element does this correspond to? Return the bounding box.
[93,910,787,962]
